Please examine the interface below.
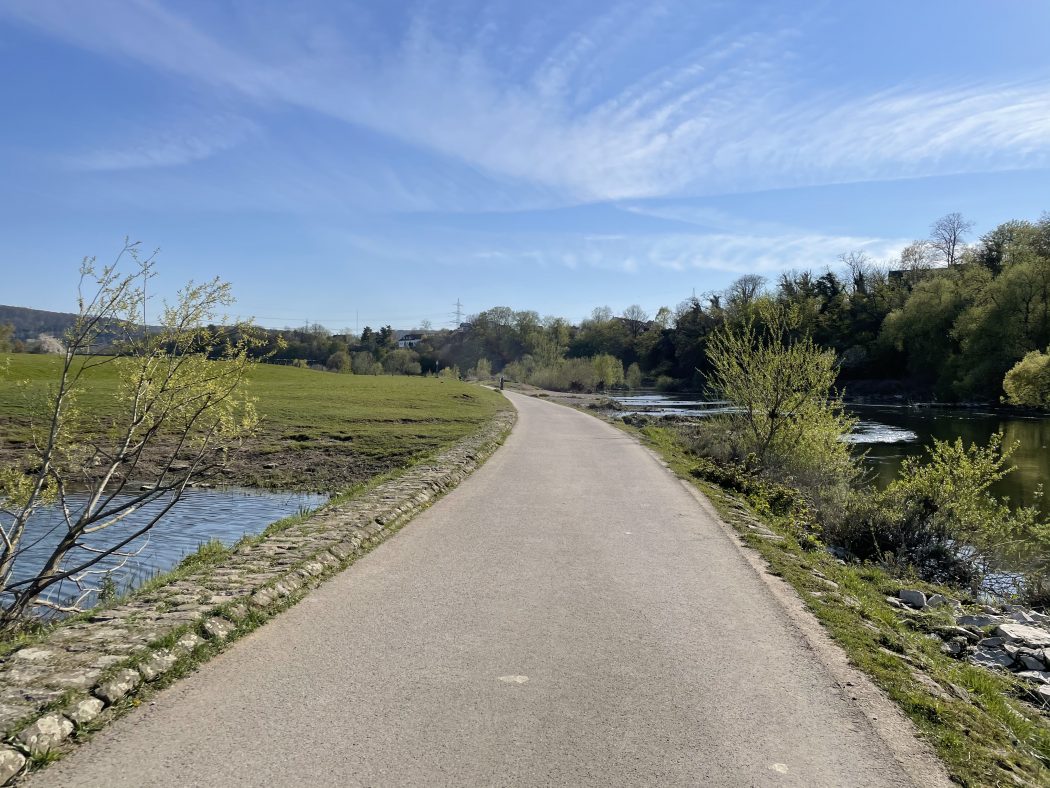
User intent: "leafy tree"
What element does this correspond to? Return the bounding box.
[326,350,351,373]
[704,299,856,508]
[382,348,421,375]
[592,354,624,390]
[350,351,376,375]
[626,362,643,389]
[1003,350,1050,407]
[0,242,260,626]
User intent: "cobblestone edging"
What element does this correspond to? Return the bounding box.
[0,408,516,783]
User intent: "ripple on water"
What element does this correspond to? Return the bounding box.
[842,421,919,445]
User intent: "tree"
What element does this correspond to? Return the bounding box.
[0,242,261,627]
[382,348,422,375]
[621,305,649,337]
[1003,350,1050,408]
[326,350,351,373]
[704,299,856,505]
[0,324,13,353]
[626,362,643,389]
[723,275,767,315]
[930,212,974,267]
[350,351,376,375]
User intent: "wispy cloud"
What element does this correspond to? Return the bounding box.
[68,115,256,171]
[331,222,906,278]
[6,1,1050,204]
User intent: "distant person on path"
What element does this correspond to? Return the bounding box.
[499,375,504,390]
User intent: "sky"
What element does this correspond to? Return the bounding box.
[1,0,1049,330]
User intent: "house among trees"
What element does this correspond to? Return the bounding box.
[397,333,424,349]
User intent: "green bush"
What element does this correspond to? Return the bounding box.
[1003,349,1050,407]
[703,299,858,521]
[826,433,1050,597]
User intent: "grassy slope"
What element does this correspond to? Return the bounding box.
[0,354,509,490]
[637,423,1050,788]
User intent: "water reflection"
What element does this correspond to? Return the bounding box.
[2,487,327,611]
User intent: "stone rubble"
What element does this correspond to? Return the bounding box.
[0,409,514,782]
[897,587,1050,708]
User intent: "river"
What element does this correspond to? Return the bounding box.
[611,393,1050,516]
[3,486,328,612]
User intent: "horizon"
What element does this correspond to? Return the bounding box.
[2,1,1049,328]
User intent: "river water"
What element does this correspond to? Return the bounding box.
[3,487,327,611]
[611,393,1050,516]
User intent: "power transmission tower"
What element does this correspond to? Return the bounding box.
[453,299,463,326]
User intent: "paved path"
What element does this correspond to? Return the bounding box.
[33,392,941,787]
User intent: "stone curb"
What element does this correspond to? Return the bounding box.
[0,408,515,783]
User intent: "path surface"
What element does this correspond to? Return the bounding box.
[33,392,938,787]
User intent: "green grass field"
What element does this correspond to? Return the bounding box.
[0,354,510,491]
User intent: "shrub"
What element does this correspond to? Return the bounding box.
[626,362,643,390]
[383,348,422,375]
[703,299,858,520]
[326,350,351,373]
[826,433,1050,597]
[1003,349,1050,407]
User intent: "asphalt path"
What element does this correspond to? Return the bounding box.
[32,391,945,787]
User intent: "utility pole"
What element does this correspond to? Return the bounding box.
[453,299,463,326]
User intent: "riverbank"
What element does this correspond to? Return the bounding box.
[0,405,515,784]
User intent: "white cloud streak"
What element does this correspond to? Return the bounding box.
[6,1,1050,202]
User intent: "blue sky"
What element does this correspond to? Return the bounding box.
[2,1,1049,330]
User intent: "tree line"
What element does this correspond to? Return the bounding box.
[298,210,1041,406]
[5,211,1047,406]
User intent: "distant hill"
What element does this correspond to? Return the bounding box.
[0,305,79,341]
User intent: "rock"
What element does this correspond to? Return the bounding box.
[250,589,276,608]
[942,638,966,656]
[979,637,1006,648]
[1016,648,1047,671]
[1008,610,1037,624]
[939,626,979,643]
[898,589,927,609]
[262,462,278,469]
[202,618,236,641]
[1037,685,1050,706]
[173,632,205,654]
[94,668,141,705]
[11,647,54,662]
[0,746,25,785]
[885,596,906,610]
[46,668,104,691]
[968,647,1015,670]
[995,623,1050,648]
[65,697,104,726]
[16,713,74,754]
[1016,670,1050,685]
[957,614,1000,628]
[225,603,249,622]
[138,650,178,681]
